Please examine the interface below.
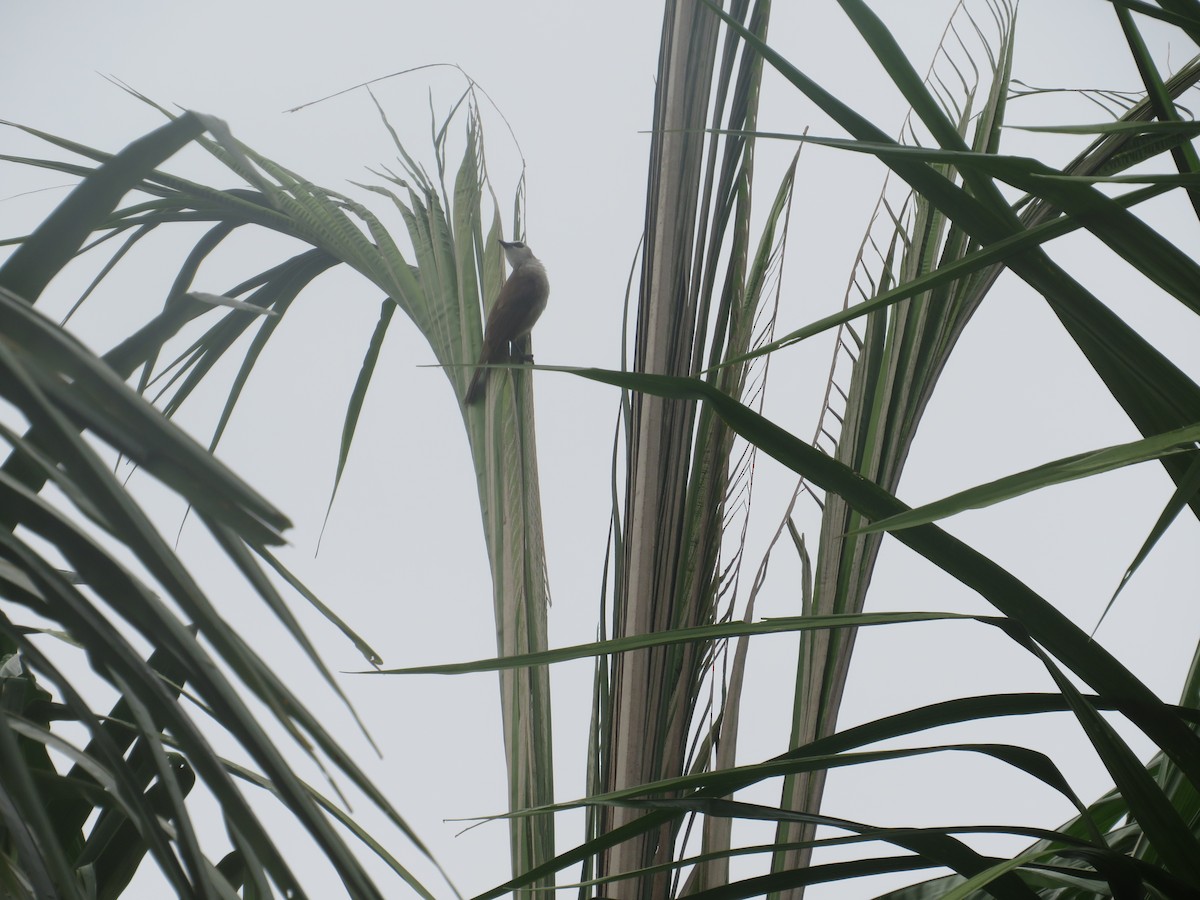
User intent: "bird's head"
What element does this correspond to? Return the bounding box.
[499,239,537,267]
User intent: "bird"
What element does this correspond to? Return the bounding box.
[464,239,549,405]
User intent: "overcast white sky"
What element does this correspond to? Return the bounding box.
[4,2,1200,898]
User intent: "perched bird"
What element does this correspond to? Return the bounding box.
[465,239,549,405]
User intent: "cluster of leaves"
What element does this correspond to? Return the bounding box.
[0,113,443,899]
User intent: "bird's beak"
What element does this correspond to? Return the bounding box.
[498,239,515,249]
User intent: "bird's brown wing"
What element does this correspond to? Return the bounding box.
[466,266,547,405]
[483,267,548,346]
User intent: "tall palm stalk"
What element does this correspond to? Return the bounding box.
[770,5,1018,890]
[595,0,795,895]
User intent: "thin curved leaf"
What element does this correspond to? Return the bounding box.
[856,423,1200,535]
[320,297,396,545]
[372,611,975,675]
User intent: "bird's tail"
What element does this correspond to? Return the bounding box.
[464,346,491,405]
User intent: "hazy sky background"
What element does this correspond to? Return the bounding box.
[3,2,1199,897]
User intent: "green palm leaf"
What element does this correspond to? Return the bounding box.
[0,114,444,898]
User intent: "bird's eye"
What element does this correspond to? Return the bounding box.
[512,241,525,248]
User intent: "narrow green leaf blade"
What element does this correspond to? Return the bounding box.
[321,297,396,542]
[857,424,1200,535]
[0,112,206,304]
